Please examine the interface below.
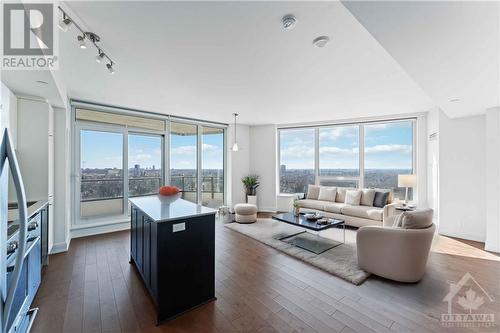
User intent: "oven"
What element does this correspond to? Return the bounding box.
[5,215,41,333]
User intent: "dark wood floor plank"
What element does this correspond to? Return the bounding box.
[30,217,500,333]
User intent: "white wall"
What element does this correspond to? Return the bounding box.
[485,107,500,252]
[249,125,277,212]
[52,106,71,253]
[1,82,19,202]
[427,108,440,223]
[227,124,250,210]
[438,113,486,242]
[1,82,17,147]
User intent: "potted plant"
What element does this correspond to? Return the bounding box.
[241,175,260,196]
[293,199,301,216]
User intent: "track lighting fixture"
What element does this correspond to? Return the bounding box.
[57,6,117,74]
[106,62,115,74]
[77,34,87,49]
[95,50,105,63]
[58,13,71,32]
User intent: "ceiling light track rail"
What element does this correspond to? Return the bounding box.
[57,6,116,73]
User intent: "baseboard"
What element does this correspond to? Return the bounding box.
[485,243,500,254]
[71,221,130,238]
[50,241,70,254]
[258,206,277,213]
[438,228,486,243]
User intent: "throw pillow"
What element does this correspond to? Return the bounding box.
[345,190,362,205]
[400,209,434,229]
[336,187,354,203]
[360,189,376,206]
[373,191,390,208]
[318,186,337,202]
[306,185,320,200]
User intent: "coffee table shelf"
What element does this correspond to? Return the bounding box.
[272,213,345,254]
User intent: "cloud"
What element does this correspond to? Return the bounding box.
[319,146,358,155]
[365,144,412,154]
[202,143,218,151]
[171,145,196,155]
[319,127,358,141]
[280,145,314,158]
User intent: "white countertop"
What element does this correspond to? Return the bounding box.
[8,200,48,222]
[129,194,216,222]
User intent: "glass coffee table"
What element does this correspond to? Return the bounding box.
[272,212,345,254]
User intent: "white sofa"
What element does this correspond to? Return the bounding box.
[297,185,399,227]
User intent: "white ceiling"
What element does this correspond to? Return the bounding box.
[2,1,497,125]
[55,1,435,125]
[343,0,500,119]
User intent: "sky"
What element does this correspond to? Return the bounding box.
[80,130,224,170]
[280,121,413,170]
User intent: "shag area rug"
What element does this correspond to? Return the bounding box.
[225,218,370,285]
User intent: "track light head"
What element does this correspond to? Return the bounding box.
[77,35,86,49]
[58,16,72,32]
[106,62,115,74]
[96,51,105,63]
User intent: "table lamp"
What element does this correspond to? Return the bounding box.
[398,174,416,206]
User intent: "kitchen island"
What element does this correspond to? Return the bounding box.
[129,194,217,324]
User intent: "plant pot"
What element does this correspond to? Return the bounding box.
[246,188,256,196]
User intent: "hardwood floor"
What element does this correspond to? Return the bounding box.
[31,217,500,333]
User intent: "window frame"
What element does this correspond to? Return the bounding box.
[71,103,227,230]
[278,118,417,198]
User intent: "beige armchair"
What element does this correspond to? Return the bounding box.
[357,223,435,282]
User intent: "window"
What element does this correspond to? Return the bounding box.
[201,126,224,208]
[73,104,227,225]
[278,119,416,201]
[170,122,198,203]
[279,128,315,193]
[80,130,124,218]
[128,134,163,197]
[319,125,359,177]
[364,121,413,199]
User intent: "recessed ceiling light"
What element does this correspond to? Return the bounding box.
[35,80,49,85]
[449,98,461,102]
[282,14,297,30]
[313,36,330,48]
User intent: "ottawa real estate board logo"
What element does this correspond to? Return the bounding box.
[2,2,58,70]
[441,272,495,328]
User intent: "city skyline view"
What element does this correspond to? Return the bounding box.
[80,130,224,170]
[280,121,413,170]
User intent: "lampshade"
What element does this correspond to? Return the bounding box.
[398,174,416,187]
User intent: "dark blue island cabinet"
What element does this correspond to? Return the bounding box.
[129,195,217,324]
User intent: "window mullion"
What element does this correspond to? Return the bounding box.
[359,124,364,189]
[315,128,319,185]
[123,128,129,215]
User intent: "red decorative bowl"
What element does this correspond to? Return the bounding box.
[159,185,180,196]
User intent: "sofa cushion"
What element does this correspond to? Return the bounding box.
[360,189,376,206]
[297,199,330,211]
[373,191,390,208]
[323,202,348,214]
[335,187,355,203]
[345,190,362,205]
[318,186,337,202]
[394,209,434,229]
[306,185,320,200]
[341,205,383,221]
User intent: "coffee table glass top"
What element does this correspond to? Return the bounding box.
[272,212,344,231]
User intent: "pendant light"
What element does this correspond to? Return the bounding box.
[231,113,239,151]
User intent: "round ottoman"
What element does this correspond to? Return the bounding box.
[234,203,257,224]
